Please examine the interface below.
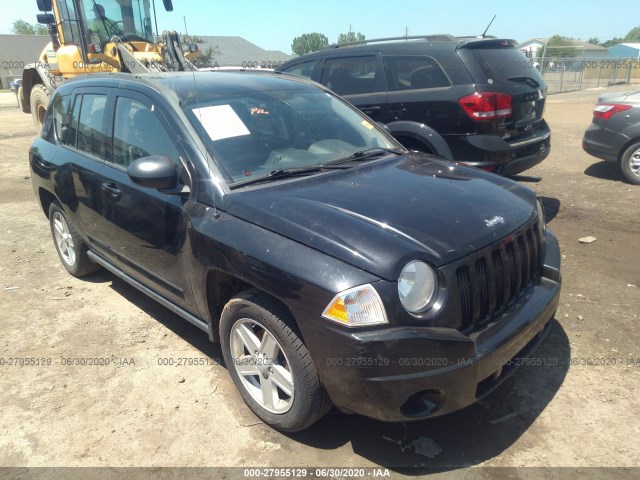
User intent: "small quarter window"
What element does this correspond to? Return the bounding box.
[43,94,71,144]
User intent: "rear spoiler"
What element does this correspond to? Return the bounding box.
[457,38,518,49]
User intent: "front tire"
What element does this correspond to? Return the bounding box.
[49,203,100,277]
[30,84,50,131]
[620,142,640,185]
[220,291,331,432]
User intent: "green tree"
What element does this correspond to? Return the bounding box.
[337,31,365,45]
[291,33,328,55]
[624,26,640,42]
[538,35,579,60]
[11,19,48,35]
[180,34,219,69]
[587,37,600,46]
[602,37,623,48]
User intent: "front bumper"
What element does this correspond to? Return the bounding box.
[313,231,561,422]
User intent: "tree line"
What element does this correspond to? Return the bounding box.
[291,31,366,56]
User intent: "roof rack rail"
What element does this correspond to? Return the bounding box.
[325,34,458,49]
[456,35,497,40]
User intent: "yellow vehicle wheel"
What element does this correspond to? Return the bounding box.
[30,84,50,132]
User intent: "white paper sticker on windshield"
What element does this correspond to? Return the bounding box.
[192,105,250,141]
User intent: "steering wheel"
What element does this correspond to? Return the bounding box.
[106,20,125,38]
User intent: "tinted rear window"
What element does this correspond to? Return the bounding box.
[466,47,544,86]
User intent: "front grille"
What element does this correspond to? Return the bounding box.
[456,222,542,332]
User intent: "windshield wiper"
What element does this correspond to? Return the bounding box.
[232,164,352,188]
[508,76,540,89]
[330,147,402,165]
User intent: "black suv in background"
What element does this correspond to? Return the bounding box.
[278,35,551,175]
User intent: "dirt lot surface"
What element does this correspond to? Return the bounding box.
[0,85,639,477]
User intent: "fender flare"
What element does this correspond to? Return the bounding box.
[385,120,454,160]
[20,63,56,114]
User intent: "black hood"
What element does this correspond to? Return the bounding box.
[223,154,537,280]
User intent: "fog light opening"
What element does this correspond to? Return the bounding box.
[400,389,444,418]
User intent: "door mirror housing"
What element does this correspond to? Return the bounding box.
[36,0,53,11]
[127,156,177,189]
[36,13,55,24]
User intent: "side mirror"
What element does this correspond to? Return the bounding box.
[36,0,53,12]
[127,156,177,189]
[189,43,198,53]
[36,13,55,24]
[162,0,173,11]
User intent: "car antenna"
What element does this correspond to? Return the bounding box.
[481,15,496,38]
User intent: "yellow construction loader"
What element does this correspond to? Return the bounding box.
[20,0,198,129]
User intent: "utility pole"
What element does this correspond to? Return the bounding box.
[405,26,409,40]
[183,16,189,37]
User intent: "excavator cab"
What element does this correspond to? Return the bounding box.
[21,0,195,129]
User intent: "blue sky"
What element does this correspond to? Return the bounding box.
[2,0,638,54]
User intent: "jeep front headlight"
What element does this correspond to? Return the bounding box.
[398,260,438,315]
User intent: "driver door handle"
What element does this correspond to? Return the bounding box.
[101,182,121,200]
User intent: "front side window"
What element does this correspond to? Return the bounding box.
[383,56,451,91]
[320,56,385,95]
[183,89,400,186]
[58,0,81,45]
[112,97,179,168]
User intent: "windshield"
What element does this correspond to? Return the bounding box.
[78,0,154,46]
[183,89,402,185]
[467,47,545,87]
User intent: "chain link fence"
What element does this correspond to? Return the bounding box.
[538,57,640,94]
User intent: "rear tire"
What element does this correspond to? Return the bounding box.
[620,142,640,185]
[30,84,50,132]
[49,203,100,277]
[220,290,331,432]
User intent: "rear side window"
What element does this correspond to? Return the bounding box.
[466,47,544,86]
[281,60,316,79]
[67,94,109,160]
[321,56,385,95]
[383,55,451,91]
[78,94,108,159]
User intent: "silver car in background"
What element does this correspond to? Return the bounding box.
[583,89,640,185]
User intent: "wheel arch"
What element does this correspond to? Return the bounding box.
[21,64,56,114]
[617,136,640,164]
[205,269,300,343]
[38,187,58,218]
[386,120,454,160]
